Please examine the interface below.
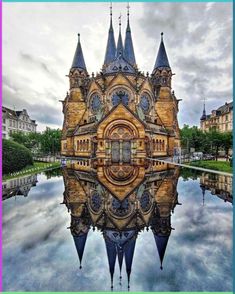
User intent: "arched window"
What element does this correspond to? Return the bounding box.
[156,139,159,151]
[159,140,162,151]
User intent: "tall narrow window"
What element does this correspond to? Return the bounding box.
[123,141,131,163]
[111,141,120,163]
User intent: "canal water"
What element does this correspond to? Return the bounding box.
[2,166,233,292]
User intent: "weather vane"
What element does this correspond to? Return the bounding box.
[119,13,122,26]
[127,2,130,17]
[110,2,112,17]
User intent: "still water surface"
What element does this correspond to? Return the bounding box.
[2,166,233,292]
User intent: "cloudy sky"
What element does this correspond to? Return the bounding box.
[3,2,232,131]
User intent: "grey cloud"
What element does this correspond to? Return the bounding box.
[139,2,232,126]
[2,82,63,127]
[20,51,64,83]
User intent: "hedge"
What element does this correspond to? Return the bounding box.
[3,139,33,174]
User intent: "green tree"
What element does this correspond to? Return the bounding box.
[180,125,232,159]
[40,128,62,155]
[205,130,224,161]
[10,128,62,155]
[221,131,233,160]
[180,124,206,152]
[10,131,41,150]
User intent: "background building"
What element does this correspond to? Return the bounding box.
[200,101,233,132]
[2,106,37,139]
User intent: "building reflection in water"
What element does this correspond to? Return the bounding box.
[200,172,232,204]
[2,174,38,200]
[62,161,181,290]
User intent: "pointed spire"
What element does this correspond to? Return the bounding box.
[153,234,169,270]
[105,238,117,289]
[117,245,124,280]
[200,99,207,120]
[104,3,116,65]
[71,33,87,70]
[124,238,136,289]
[116,14,124,57]
[124,3,136,65]
[73,233,88,269]
[153,32,170,71]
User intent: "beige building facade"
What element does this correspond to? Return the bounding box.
[2,107,37,139]
[200,102,233,132]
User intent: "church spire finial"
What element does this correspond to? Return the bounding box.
[116,13,124,57]
[119,13,122,30]
[161,32,164,41]
[110,2,112,17]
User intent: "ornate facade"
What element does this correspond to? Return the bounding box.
[61,9,180,166]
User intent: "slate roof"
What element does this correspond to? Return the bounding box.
[124,17,136,66]
[204,101,233,119]
[153,33,170,70]
[102,54,136,74]
[71,34,87,70]
[216,101,233,114]
[104,16,116,65]
[116,27,124,58]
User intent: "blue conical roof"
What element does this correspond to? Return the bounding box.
[124,238,136,288]
[104,16,116,65]
[153,33,170,70]
[117,245,124,279]
[116,24,124,58]
[71,34,87,70]
[124,17,136,65]
[73,233,88,268]
[153,234,169,270]
[105,238,117,287]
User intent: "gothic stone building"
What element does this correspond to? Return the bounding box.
[61,11,180,166]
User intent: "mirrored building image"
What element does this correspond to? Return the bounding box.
[62,163,180,289]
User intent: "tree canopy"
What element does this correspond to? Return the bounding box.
[180,124,232,159]
[10,128,62,155]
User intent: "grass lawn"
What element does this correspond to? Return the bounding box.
[189,160,232,174]
[3,161,61,181]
